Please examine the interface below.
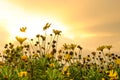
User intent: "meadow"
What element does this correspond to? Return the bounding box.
[0,23,120,80]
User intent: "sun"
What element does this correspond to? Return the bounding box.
[0,1,67,43]
[7,16,67,42]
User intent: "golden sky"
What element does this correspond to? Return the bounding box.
[0,0,120,53]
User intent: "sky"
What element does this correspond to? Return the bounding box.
[0,0,120,53]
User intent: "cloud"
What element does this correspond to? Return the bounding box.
[83,21,120,35]
[7,0,120,28]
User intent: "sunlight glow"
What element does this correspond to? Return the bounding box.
[0,0,93,43]
[8,16,67,41]
[0,1,66,41]
[79,33,96,38]
[64,32,96,40]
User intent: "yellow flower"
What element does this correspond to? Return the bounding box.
[101,78,105,80]
[19,71,27,77]
[65,54,71,61]
[63,43,69,50]
[46,53,54,59]
[106,45,112,50]
[43,23,51,30]
[33,53,39,57]
[97,45,105,51]
[63,66,69,72]
[114,59,120,65]
[49,63,55,67]
[21,55,28,61]
[69,43,76,50]
[15,36,27,44]
[53,29,62,35]
[108,64,113,70]
[66,71,70,77]
[62,66,69,75]
[108,70,118,79]
[62,66,70,77]
[20,27,27,32]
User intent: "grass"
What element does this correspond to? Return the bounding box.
[0,23,120,80]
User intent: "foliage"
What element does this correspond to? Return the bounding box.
[0,23,120,80]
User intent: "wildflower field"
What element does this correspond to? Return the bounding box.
[0,23,120,80]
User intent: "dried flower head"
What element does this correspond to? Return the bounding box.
[40,35,46,41]
[91,52,96,56]
[77,45,83,50]
[57,54,62,61]
[36,34,40,38]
